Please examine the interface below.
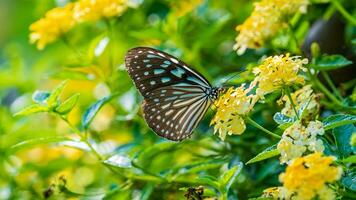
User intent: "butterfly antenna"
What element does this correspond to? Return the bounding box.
[220,71,243,87]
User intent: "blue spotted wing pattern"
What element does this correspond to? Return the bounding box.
[125,47,221,141]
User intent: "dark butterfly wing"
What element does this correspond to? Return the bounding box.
[142,84,211,141]
[125,47,213,141]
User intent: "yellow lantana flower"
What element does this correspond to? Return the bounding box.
[278,85,320,120]
[29,3,75,50]
[261,187,289,199]
[171,0,203,17]
[277,120,325,164]
[252,54,308,98]
[210,85,256,140]
[234,0,309,55]
[74,0,128,22]
[279,152,342,200]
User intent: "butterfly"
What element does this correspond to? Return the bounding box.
[125,47,224,141]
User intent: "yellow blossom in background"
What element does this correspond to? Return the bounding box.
[277,120,325,164]
[252,54,308,98]
[29,3,75,50]
[171,0,203,17]
[74,0,128,22]
[261,187,289,199]
[210,85,256,140]
[234,0,309,55]
[279,153,342,200]
[279,85,320,120]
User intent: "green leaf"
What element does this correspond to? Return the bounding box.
[174,160,226,176]
[323,114,356,130]
[103,154,132,168]
[81,96,111,129]
[140,184,154,200]
[195,175,219,188]
[135,142,177,168]
[246,144,280,164]
[273,112,295,125]
[32,90,50,104]
[47,80,68,108]
[341,155,356,163]
[313,55,352,70]
[352,38,356,45]
[218,162,243,192]
[332,124,355,158]
[341,171,356,192]
[55,93,80,114]
[14,104,49,116]
[9,136,72,153]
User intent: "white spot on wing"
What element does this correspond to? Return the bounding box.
[170,57,179,64]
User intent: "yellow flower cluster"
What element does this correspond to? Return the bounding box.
[279,153,342,200]
[29,3,75,50]
[74,0,128,22]
[261,187,289,199]
[210,85,256,140]
[171,0,203,17]
[234,0,309,55]
[277,120,325,164]
[278,85,320,120]
[29,0,129,50]
[252,54,308,98]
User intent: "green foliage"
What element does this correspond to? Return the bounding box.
[81,95,112,129]
[323,114,356,130]
[312,55,353,70]
[246,145,279,164]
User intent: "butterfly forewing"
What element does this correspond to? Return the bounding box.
[125,47,214,141]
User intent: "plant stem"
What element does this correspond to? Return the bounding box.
[331,0,356,25]
[306,68,343,107]
[284,86,300,120]
[59,115,103,160]
[245,117,281,139]
[221,192,228,200]
[321,71,343,100]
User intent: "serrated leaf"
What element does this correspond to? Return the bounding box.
[9,136,72,153]
[47,80,68,108]
[32,90,50,104]
[14,104,49,116]
[341,171,356,192]
[247,144,279,164]
[313,55,352,70]
[273,112,295,125]
[219,162,243,191]
[55,93,80,114]
[333,124,355,158]
[81,96,111,129]
[103,154,132,168]
[323,114,356,130]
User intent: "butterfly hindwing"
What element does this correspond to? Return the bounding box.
[141,84,211,141]
[125,47,214,141]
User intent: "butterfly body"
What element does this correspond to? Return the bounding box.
[125,47,223,141]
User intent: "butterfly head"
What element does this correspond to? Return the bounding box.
[209,87,226,100]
